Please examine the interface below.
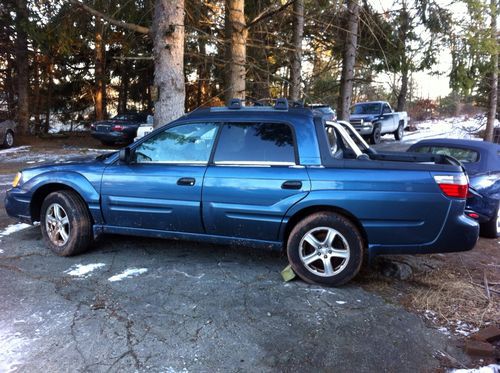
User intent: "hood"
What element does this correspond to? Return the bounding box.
[20,159,106,182]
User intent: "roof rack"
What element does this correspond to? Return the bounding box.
[228,98,243,109]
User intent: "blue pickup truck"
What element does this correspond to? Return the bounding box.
[5,99,478,286]
[349,101,408,144]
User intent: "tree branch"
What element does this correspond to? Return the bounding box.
[69,0,150,35]
[246,0,295,29]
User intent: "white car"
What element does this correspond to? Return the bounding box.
[134,115,154,142]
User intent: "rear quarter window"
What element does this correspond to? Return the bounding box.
[213,122,296,164]
[414,145,479,163]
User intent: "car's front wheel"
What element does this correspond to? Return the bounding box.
[370,125,381,144]
[287,212,364,286]
[40,190,93,256]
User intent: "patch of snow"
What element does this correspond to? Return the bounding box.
[0,223,31,238]
[0,145,31,155]
[0,249,4,254]
[438,326,450,335]
[303,288,337,296]
[64,263,106,278]
[48,118,88,134]
[402,116,499,145]
[452,364,500,373]
[108,268,148,282]
[335,301,347,305]
[172,270,205,279]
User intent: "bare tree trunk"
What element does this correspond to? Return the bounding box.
[396,69,409,112]
[119,60,129,113]
[225,0,247,104]
[33,51,42,134]
[484,0,497,142]
[337,0,359,121]
[290,0,304,102]
[6,59,16,118]
[152,0,185,127]
[15,0,30,136]
[95,16,106,120]
[44,56,53,134]
[396,2,410,112]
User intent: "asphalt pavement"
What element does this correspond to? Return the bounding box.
[0,139,470,372]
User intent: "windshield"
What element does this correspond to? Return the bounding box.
[352,103,381,115]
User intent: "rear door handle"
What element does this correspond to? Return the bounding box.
[281,180,302,190]
[177,177,196,186]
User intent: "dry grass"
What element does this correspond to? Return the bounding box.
[406,270,499,328]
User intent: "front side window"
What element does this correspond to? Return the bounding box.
[213,122,296,164]
[134,122,218,164]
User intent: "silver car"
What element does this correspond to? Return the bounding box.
[0,120,16,148]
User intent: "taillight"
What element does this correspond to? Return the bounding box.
[112,125,124,131]
[433,174,468,198]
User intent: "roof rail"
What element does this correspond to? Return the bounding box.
[228,98,242,109]
[275,98,289,110]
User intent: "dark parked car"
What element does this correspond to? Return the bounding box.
[408,139,499,238]
[307,104,337,121]
[90,113,149,145]
[5,99,478,286]
[0,119,16,148]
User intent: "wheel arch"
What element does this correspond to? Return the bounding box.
[28,177,100,224]
[281,204,368,250]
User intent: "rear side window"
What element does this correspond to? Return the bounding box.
[213,122,296,164]
[413,145,479,163]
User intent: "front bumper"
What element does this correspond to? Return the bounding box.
[352,123,373,136]
[5,188,33,224]
[368,202,479,257]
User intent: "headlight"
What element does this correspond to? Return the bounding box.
[12,172,22,188]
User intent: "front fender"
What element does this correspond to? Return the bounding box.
[22,171,102,224]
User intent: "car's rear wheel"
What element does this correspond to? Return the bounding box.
[394,122,404,141]
[3,130,14,148]
[480,203,499,239]
[370,125,381,144]
[40,190,92,256]
[287,212,364,286]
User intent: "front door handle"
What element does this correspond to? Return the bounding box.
[281,180,302,190]
[177,177,196,186]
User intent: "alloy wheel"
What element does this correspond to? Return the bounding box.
[45,203,70,246]
[298,226,350,277]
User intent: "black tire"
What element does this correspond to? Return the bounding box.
[3,130,14,148]
[40,190,93,256]
[287,212,364,286]
[480,203,499,239]
[370,125,381,144]
[101,140,115,146]
[394,122,404,141]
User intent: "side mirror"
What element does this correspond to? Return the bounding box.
[119,147,131,163]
